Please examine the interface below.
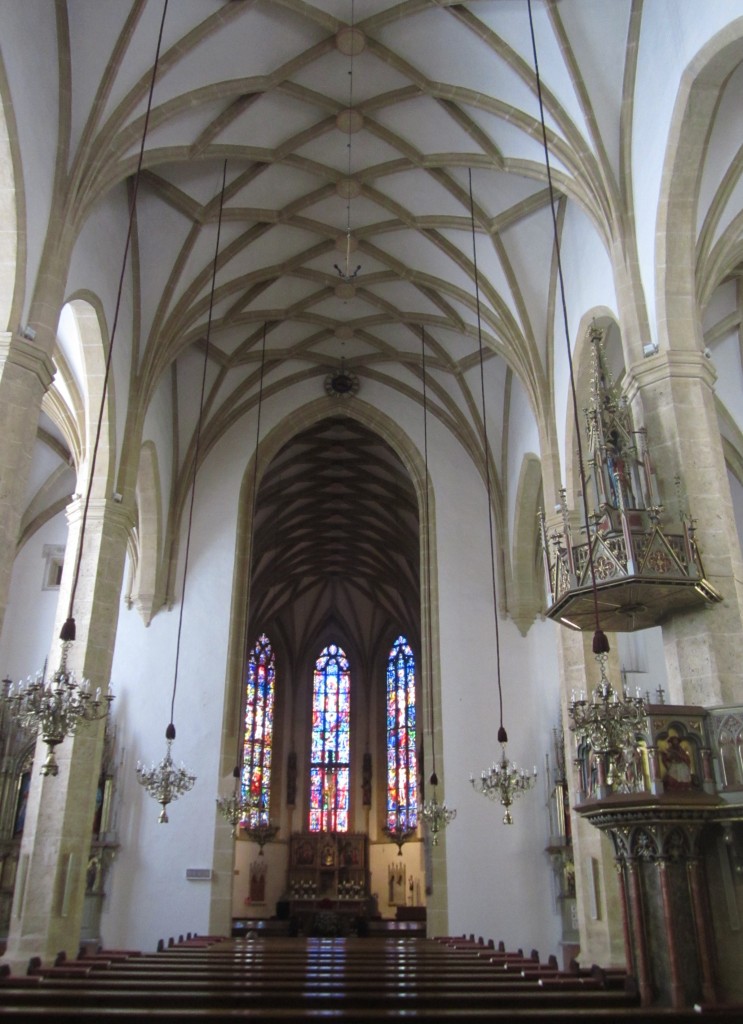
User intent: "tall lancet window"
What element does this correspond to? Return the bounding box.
[242,633,275,826]
[386,635,418,830]
[309,643,351,832]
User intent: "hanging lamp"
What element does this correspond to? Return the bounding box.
[333,0,362,285]
[0,0,174,775]
[531,22,719,635]
[524,0,648,770]
[417,327,456,845]
[466,170,537,825]
[136,157,229,821]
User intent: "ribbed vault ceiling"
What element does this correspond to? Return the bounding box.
[249,417,419,669]
[14,1,741,648]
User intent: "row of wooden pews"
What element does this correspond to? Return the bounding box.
[0,931,741,1021]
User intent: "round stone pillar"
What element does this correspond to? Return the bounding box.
[626,352,743,705]
[3,496,132,969]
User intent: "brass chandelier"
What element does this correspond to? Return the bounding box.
[470,752,538,827]
[2,644,112,777]
[136,730,196,825]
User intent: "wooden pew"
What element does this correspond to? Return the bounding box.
[2,935,740,1022]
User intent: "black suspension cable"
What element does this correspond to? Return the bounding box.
[169,158,228,729]
[468,169,507,742]
[420,326,438,783]
[63,0,170,641]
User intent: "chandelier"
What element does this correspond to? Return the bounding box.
[382,807,417,856]
[470,749,537,826]
[568,651,646,783]
[333,2,362,284]
[420,770,456,846]
[216,765,252,837]
[136,723,196,824]
[240,795,279,855]
[2,640,113,777]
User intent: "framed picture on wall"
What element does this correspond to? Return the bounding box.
[292,835,317,867]
[339,835,363,867]
[388,861,406,906]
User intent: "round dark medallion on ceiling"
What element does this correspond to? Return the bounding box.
[325,369,359,399]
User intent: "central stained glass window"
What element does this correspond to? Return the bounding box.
[386,635,418,830]
[309,643,350,832]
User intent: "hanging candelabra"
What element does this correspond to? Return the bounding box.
[382,804,417,856]
[2,643,113,777]
[421,770,457,846]
[136,725,196,824]
[216,766,251,837]
[470,750,537,826]
[333,1,362,284]
[416,326,456,845]
[568,651,646,771]
[240,794,280,855]
[466,170,537,824]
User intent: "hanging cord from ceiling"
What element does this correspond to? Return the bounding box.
[468,168,506,742]
[62,0,170,644]
[418,325,456,844]
[334,0,361,282]
[136,158,228,822]
[216,325,269,838]
[467,170,537,823]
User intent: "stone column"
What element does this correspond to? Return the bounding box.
[0,331,55,637]
[626,352,743,706]
[3,496,132,969]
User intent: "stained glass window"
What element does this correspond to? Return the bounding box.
[386,635,418,830]
[309,643,351,832]
[242,633,275,827]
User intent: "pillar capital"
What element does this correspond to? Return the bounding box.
[0,330,56,392]
[623,348,716,404]
[65,496,135,537]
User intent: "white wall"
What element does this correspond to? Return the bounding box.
[101,420,243,951]
[431,416,562,956]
